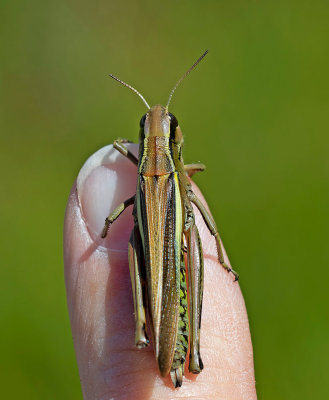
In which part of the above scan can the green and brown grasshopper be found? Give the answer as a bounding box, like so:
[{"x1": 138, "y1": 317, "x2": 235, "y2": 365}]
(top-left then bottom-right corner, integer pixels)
[{"x1": 101, "y1": 50, "x2": 238, "y2": 388}]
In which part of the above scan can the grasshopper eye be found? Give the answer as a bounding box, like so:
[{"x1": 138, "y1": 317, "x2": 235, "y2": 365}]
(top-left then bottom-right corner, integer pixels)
[
  {"x1": 140, "y1": 114, "x2": 147, "y2": 128},
  {"x1": 168, "y1": 113, "x2": 178, "y2": 129},
  {"x1": 168, "y1": 112, "x2": 178, "y2": 140}
]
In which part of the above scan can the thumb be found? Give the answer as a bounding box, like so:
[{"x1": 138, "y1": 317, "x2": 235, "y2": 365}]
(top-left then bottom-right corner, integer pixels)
[{"x1": 64, "y1": 144, "x2": 257, "y2": 399}]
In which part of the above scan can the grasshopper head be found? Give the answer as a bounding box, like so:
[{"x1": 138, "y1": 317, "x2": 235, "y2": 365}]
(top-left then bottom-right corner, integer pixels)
[
  {"x1": 110, "y1": 50, "x2": 208, "y2": 148},
  {"x1": 139, "y1": 105, "x2": 183, "y2": 144}
]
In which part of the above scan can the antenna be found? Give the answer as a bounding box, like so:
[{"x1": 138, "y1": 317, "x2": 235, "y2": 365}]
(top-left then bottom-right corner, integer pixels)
[
  {"x1": 109, "y1": 74, "x2": 150, "y2": 110},
  {"x1": 166, "y1": 50, "x2": 208, "y2": 109}
]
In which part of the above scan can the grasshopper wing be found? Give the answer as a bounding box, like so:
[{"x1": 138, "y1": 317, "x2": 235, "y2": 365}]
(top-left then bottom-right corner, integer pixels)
[{"x1": 137, "y1": 172, "x2": 183, "y2": 376}]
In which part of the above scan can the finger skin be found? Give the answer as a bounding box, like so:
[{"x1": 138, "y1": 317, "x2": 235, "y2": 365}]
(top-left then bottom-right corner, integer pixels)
[{"x1": 64, "y1": 144, "x2": 257, "y2": 400}]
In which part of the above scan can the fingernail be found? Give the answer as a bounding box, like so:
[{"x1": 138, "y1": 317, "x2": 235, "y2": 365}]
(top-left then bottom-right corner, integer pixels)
[{"x1": 77, "y1": 144, "x2": 138, "y2": 249}]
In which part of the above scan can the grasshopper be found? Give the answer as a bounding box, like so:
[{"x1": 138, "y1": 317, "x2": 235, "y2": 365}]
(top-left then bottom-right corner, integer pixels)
[{"x1": 101, "y1": 50, "x2": 238, "y2": 388}]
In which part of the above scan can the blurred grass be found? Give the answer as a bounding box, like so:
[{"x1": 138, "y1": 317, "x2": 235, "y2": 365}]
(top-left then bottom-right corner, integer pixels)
[{"x1": 1, "y1": 0, "x2": 329, "y2": 398}]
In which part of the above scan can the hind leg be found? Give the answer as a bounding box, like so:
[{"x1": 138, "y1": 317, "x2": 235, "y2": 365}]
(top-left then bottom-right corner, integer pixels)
[
  {"x1": 185, "y1": 223, "x2": 204, "y2": 374},
  {"x1": 128, "y1": 224, "x2": 149, "y2": 348},
  {"x1": 188, "y1": 191, "x2": 239, "y2": 281}
]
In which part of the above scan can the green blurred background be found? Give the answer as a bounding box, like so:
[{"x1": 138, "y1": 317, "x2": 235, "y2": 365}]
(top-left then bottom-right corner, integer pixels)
[{"x1": 1, "y1": 0, "x2": 328, "y2": 398}]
